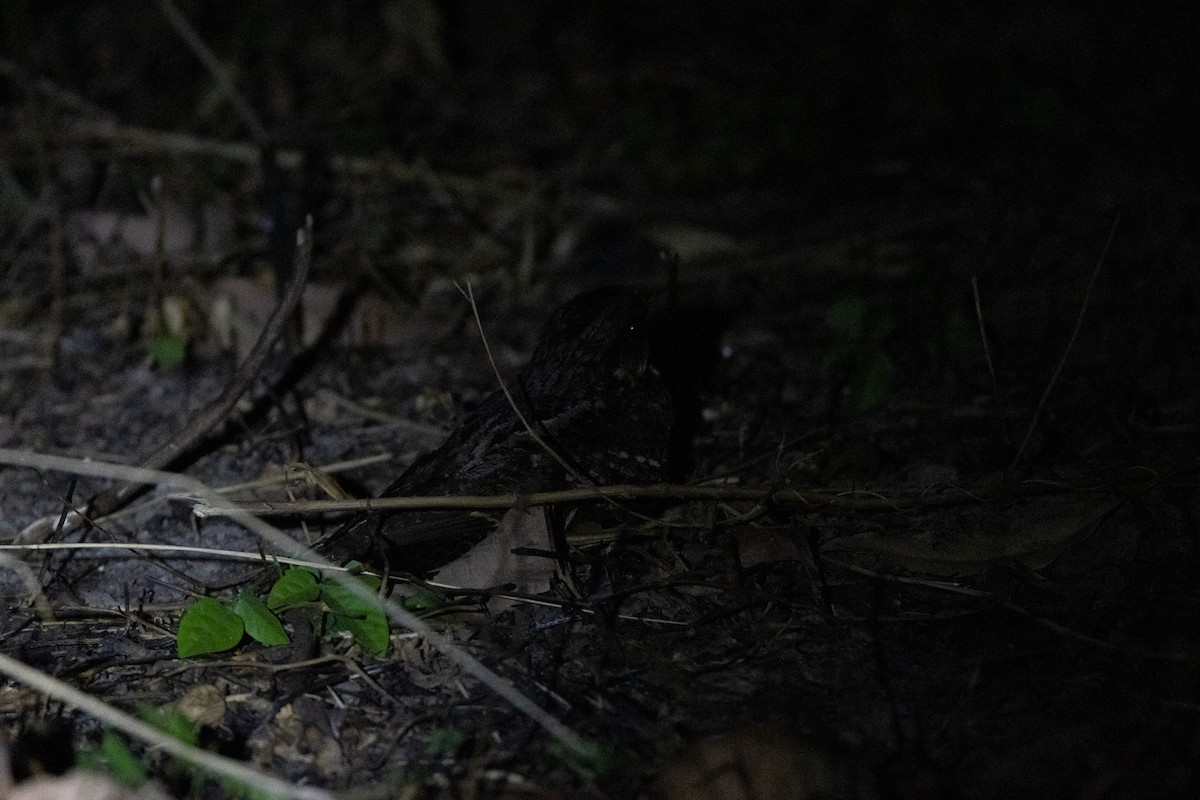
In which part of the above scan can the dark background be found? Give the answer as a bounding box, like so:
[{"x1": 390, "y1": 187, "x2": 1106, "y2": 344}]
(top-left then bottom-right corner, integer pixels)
[{"x1": 9, "y1": 2, "x2": 1198, "y2": 187}]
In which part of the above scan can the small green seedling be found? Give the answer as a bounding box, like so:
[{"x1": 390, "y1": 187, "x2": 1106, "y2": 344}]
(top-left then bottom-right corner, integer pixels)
[
  {"x1": 145, "y1": 332, "x2": 189, "y2": 370},
  {"x1": 547, "y1": 736, "x2": 617, "y2": 781},
  {"x1": 177, "y1": 567, "x2": 389, "y2": 658},
  {"x1": 824, "y1": 295, "x2": 898, "y2": 411}
]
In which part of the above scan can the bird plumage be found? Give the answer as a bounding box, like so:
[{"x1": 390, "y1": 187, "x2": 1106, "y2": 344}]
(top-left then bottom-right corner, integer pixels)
[{"x1": 323, "y1": 286, "x2": 674, "y2": 573}]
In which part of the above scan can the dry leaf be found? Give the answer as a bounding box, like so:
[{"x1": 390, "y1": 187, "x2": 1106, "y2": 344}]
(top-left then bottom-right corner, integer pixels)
[
  {"x1": 431, "y1": 507, "x2": 555, "y2": 609},
  {"x1": 73, "y1": 198, "x2": 234, "y2": 267},
  {"x1": 2, "y1": 770, "x2": 166, "y2": 800},
  {"x1": 177, "y1": 683, "x2": 226, "y2": 728},
  {"x1": 210, "y1": 277, "x2": 421, "y2": 359},
  {"x1": 269, "y1": 699, "x2": 344, "y2": 781}
]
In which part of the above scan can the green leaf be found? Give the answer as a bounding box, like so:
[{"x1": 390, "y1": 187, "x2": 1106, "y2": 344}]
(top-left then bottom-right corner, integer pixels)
[
  {"x1": 401, "y1": 587, "x2": 444, "y2": 612},
  {"x1": 322, "y1": 580, "x2": 389, "y2": 656},
  {"x1": 76, "y1": 744, "x2": 103, "y2": 773},
  {"x1": 233, "y1": 592, "x2": 290, "y2": 646},
  {"x1": 943, "y1": 308, "x2": 979, "y2": 360},
  {"x1": 864, "y1": 308, "x2": 897, "y2": 344},
  {"x1": 824, "y1": 296, "x2": 868, "y2": 339},
  {"x1": 425, "y1": 727, "x2": 465, "y2": 757},
  {"x1": 320, "y1": 578, "x2": 380, "y2": 617},
  {"x1": 177, "y1": 597, "x2": 244, "y2": 658},
  {"x1": 221, "y1": 779, "x2": 288, "y2": 800},
  {"x1": 331, "y1": 607, "x2": 390, "y2": 657},
  {"x1": 146, "y1": 332, "x2": 188, "y2": 369},
  {"x1": 267, "y1": 568, "x2": 320, "y2": 610},
  {"x1": 140, "y1": 704, "x2": 199, "y2": 748},
  {"x1": 847, "y1": 351, "x2": 897, "y2": 411},
  {"x1": 101, "y1": 730, "x2": 147, "y2": 787},
  {"x1": 547, "y1": 737, "x2": 616, "y2": 780}
]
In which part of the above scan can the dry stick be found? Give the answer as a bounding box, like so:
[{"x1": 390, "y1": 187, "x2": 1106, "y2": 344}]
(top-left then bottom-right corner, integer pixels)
[
  {"x1": 0, "y1": 450, "x2": 591, "y2": 765},
  {"x1": 1000, "y1": 600, "x2": 1200, "y2": 664},
  {"x1": 205, "y1": 474, "x2": 1143, "y2": 519},
  {"x1": 156, "y1": 0, "x2": 269, "y2": 144},
  {"x1": 0, "y1": 552, "x2": 54, "y2": 621},
  {"x1": 210, "y1": 486, "x2": 895, "y2": 516},
  {"x1": 971, "y1": 274, "x2": 1006, "y2": 445},
  {"x1": 0, "y1": 57, "x2": 107, "y2": 117},
  {"x1": 52, "y1": 112, "x2": 509, "y2": 210},
  {"x1": 1010, "y1": 216, "x2": 1119, "y2": 471},
  {"x1": 0, "y1": 541, "x2": 334, "y2": 568},
  {"x1": 830, "y1": 557, "x2": 1200, "y2": 664},
  {"x1": 33, "y1": 218, "x2": 313, "y2": 540}
]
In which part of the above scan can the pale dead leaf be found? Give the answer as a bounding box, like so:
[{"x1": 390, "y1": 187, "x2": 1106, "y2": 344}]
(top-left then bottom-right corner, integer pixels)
[
  {"x1": 177, "y1": 683, "x2": 226, "y2": 728},
  {"x1": 269, "y1": 700, "x2": 344, "y2": 781},
  {"x1": 431, "y1": 508, "x2": 555, "y2": 608},
  {"x1": 76, "y1": 208, "x2": 191, "y2": 258},
  {"x1": 209, "y1": 277, "x2": 418, "y2": 359},
  {"x1": 3, "y1": 770, "x2": 161, "y2": 800},
  {"x1": 72, "y1": 198, "x2": 234, "y2": 267}
]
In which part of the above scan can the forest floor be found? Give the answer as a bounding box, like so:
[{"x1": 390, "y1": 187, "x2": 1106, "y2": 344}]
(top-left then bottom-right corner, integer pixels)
[{"x1": 1, "y1": 5, "x2": 1198, "y2": 799}]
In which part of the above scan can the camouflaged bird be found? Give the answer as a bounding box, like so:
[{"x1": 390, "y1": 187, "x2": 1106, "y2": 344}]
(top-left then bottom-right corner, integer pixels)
[{"x1": 323, "y1": 286, "x2": 674, "y2": 574}]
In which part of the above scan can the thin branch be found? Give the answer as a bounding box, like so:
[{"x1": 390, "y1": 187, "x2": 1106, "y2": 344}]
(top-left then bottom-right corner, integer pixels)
[
  {"x1": 1010, "y1": 216, "x2": 1119, "y2": 470},
  {"x1": 155, "y1": 0, "x2": 269, "y2": 143},
  {"x1": 0, "y1": 541, "x2": 349, "y2": 569},
  {"x1": 0, "y1": 553, "x2": 55, "y2": 621},
  {"x1": 971, "y1": 274, "x2": 1006, "y2": 444},
  {"x1": 194, "y1": 473, "x2": 1162, "y2": 519},
  {"x1": 57, "y1": 117, "x2": 507, "y2": 201}
]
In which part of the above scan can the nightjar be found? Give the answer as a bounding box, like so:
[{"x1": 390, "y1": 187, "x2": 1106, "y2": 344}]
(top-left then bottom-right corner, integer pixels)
[{"x1": 323, "y1": 286, "x2": 674, "y2": 573}]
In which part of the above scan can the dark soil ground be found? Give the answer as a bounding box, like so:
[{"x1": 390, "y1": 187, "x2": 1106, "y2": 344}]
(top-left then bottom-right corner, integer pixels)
[{"x1": 1, "y1": 4, "x2": 1199, "y2": 799}]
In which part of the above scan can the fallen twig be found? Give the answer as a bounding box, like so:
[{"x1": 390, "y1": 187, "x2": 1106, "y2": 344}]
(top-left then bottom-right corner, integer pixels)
[
  {"x1": 1010, "y1": 216, "x2": 1119, "y2": 470},
  {"x1": 196, "y1": 474, "x2": 1156, "y2": 518}
]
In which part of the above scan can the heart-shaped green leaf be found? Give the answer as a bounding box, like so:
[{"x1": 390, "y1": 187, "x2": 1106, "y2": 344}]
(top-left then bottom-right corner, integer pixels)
[{"x1": 177, "y1": 597, "x2": 244, "y2": 658}]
